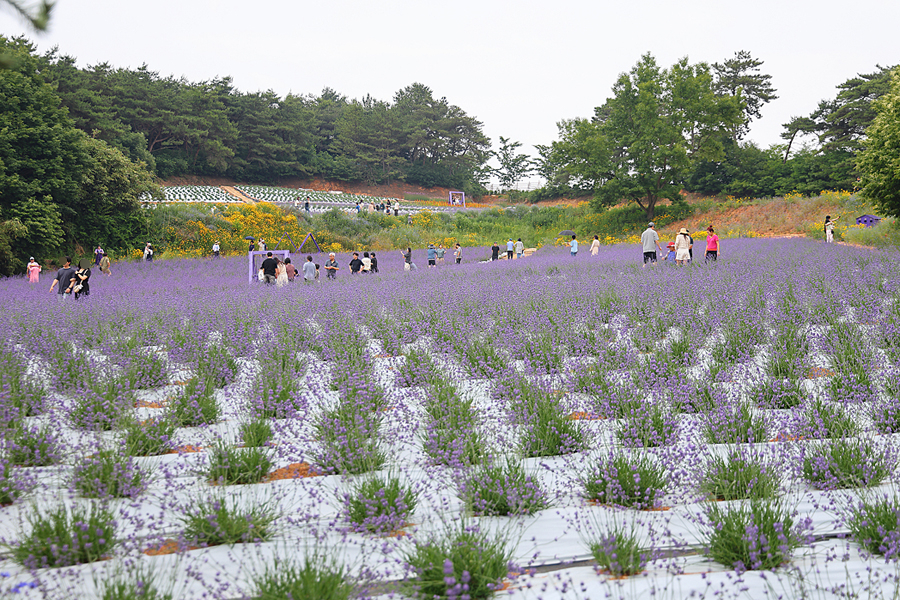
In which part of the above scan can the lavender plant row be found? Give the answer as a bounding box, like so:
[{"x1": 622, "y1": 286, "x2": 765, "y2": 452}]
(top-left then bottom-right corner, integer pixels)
[{"x1": 1, "y1": 238, "x2": 900, "y2": 599}]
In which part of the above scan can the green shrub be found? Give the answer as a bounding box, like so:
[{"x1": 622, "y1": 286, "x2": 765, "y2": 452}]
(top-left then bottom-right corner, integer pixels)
[
  {"x1": 123, "y1": 416, "x2": 175, "y2": 456},
  {"x1": 348, "y1": 476, "x2": 417, "y2": 533},
  {"x1": 99, "y1": 570, "x2": 173, "y2": 600},
  {"x1": 617, "y1": 403, "x2": 678, "y2": 448},
  {"x1": 73, "y1": 450, "x2": 146, "y2": 498},
  {"x1": 252, "y1": 557, "x2": 354, "y2": 600},
  {"x1": 168, "y1": 377, "x2": 219, "y2": 427},
  {"x1": 405, "y1": 529, "x2": 510, "y2": 600},
  {"x1": 121, "y1": 350, "x2": 168, "y2": 389},
  {"x1": 802, "y1": 438, "x2": 891, "y2": 490},
  {"x1": 847, "y1": 495, "x2": 900, "y2": 559},
  {"x1": 9, "y1": 504, "x2": 116, "y2": 568},
  {"x1": 461, "y1": 461, "x2": 548, "y2": 516},
  {"x1": 699, "y1": 451, "x2": 781, "y2": 501},
  {"x1": 581, "y1": 453, "x2": 667, "y2": 509},
  {"x1": 801, "y1": 399, "x2": 858, "y2": 439},
  {"x1": 0, "y1": 460, "x2": 19, "y2": 504},
  {"x1": 207, "y1": 443, "x2": 272, "y2": 485},
  {"x1": 589, "y1": 528, "x2": 648, "y2": 576},
  {"x1": 705, "y1": 501, "x2": 797, "y2": 571},
  {"x1": 70, "y1": 380, "x2": 133, "y2": 431},
  {"x1": 673, "y1": 384, "x2": 717, "y2": 414},
  {"x1": 749, "y1": 378, "x2": 804, "y2": 409},
  {"x1": 181, "y1": 496, "x2": 276, "y2": 546},
  {"x1": 702, "y1": 402, "x2": 768, "y2": 444},
  {"x1": 7, "y1": 423, "x2": 60, "y2": 466},
  {"x1": 196, "y1": 345, "x2": 238, "y2": 388},
  {"x1": 240, "y1": 419, "x2": 273, "y2": 447},
  {"x1": 0, "y1": 350, "x2": 45, "y2": 418}
]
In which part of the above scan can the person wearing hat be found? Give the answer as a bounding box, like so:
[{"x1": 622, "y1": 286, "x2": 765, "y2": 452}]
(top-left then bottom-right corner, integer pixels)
[
  {"x1": 641, "y1": 222, "x2": 662, "y2": 266},
  {"x1": 664, "y1": 242, "x2": 676, "y2": 263},
  {"x1": 27, "y1": 257, "x2": 41, "y2": 284},
  {"x1": 212, "y1": 241, "x2": 220, "y2": 258},
  {"x1": 674, "y1": 227, "x2": 692, "y2": 266}
]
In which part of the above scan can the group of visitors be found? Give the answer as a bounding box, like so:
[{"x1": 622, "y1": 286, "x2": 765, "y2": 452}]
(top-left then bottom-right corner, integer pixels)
[
  {"x1": 260, "y1": 252, "x2": 307, "y2": 286},
  {"x1": 355, "y1": 199, "x2": 399, "y2": 216},
  {"x1": 348, "y1": 252, "x2": 379, "y2": 274},
  {"x1": 491, "y1": 239, "x2": 525, "y2": 261},
  {"x1": 47, "y1": 256, "x2": 91, "y2": 299},
  {"x1": 641, "y1": 222, "x2": 720, "y2": 266}
]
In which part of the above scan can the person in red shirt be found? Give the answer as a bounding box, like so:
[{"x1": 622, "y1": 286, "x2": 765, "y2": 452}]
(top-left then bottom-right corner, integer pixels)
[{"x1": 705, "y1": 226, "x2": 720, "y2": 263}]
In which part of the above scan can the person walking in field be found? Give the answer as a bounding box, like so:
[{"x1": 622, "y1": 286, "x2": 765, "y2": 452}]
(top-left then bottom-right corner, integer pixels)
[
  {"x1": 641, "y1": 222, "x2": 662, "y2": 266},
  {"x1": 304, "y1": 197, "x2": 311, "y2": 216},
  {"x1": 454, "y1": 243, "x2": 462, "y2": 264},
  {"x1": 674, "y1": 228, "x2": 692, "y2": 266},
  {"x1": 506, "y1": 239, "x2": 515, "y2": 260},
  {"x1": 570, "y1": 235, "x2": 578, "y2": 257},
  {"x1": 491, "y1": 242, "x2": 500, "y2": 261},
  {"x1": 515, "y1": 238, "x2": 524, "y2": 259},
  {"x1": 94, "y1": 245, "x2": 104, "y2": 266},
  {"x1": 302, "y1": 255, "x2": 317, "y2": 282},
  {"x1": 349, "y1": 253, "x2": 363, "y2": 274},
  {"x1": 49, "y1": 257, "x2": 76, "y2": 299},
  {"x1": 590, "y1": 235, "x2": 600, "y2": 256},
  {"x1": 705, "y1": 226, "x2": 720, "y2": 262},
  {"x1": 370, "y1": 252, "x2": 378, "y2": 273},
  {"x1": 212, "y1": 241, "x2": 220, "y2": 258},
  {"x1": 436, "y1": 245, "x2": 446, "y2": 264},
  {"x1": 362, "y1": 252, "x2": 372, "y2": 273},
  {"x1": 99, "y1": 252, "x2": 111, "y2": 276},
  {"x1": 427, "y1": 244, "x2": 437, "y2": 268},
  {"x1": 27, "y1": 257, "x2": 41, "y2": 284},
  {"x1": 824, "y1": 215, "x2": 837, "y2": 243}
]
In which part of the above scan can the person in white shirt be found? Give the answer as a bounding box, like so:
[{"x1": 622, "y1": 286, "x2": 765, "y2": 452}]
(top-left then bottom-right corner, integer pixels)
[
  {"x1": 212, "y1": 241, "x2": 220, "y2": 258},
  {"x1": 640, "y1": 222, "x2": 662, "y2": 266},
  {"x1": 590, "y1": 235, "x2": 600, "y2": 256},
  {"x1": 302, "y1": 255, "x2": 317, "y2": 281},
  {"x1": 515, "y1": 238, "x2": 524, "y2": 259},
  {"x1": 674, "y1": 228, "x2": 692, "y2": 265}
]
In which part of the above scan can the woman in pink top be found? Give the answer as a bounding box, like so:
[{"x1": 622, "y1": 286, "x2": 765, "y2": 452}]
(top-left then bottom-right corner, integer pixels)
[
  {"x1": 705, "y1": 226, "x2": 719, "y2": 263},
  {"x1": 27, "y1": 257, "x2": 41, "y2": 283}
]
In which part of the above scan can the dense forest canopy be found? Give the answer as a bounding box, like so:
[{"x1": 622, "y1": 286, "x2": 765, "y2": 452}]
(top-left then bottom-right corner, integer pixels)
[{"x1": 38, "y1": 47, "x2": 492, "y2": 191}]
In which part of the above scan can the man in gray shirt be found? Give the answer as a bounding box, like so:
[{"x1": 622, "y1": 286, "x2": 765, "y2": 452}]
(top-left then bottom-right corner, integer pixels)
[{"x1": 641, "y1": 222, "x2": 662, "y2": 266}]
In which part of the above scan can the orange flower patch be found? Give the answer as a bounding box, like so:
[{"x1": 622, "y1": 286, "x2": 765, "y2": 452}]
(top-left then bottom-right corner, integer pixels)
[
  {"x1": 567, "y1": 411, "x2": 605, "y2": 420},
  {"x1": 167, "y1": 444, "x2": 204, "y2": 454},
  {"x1": 808, "y1": 367, "x2": 835, "y2": 379},
  {"x1": 264, "y1": 462, "x2": 322, "y2": 481},
  {"x1": 143, "y1": 539, "x2": 199, "y2": 556}
]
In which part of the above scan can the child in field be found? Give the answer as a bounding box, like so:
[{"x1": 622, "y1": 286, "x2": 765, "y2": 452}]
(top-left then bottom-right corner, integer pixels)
[{"x1": 665, "y1": 242, "x2": 676, "y2": 263}]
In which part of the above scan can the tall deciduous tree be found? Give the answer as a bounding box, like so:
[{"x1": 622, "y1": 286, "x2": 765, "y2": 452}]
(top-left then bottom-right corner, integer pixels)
[
  {"x1": 493, "y1": 137, "x2": 533, "y2": 190},
  {"x1": 583, "y1": 54, "x2": 742, "y2": 220},
  {"x1": 858, "y1": 68, "x2": 900, "y2": 218},
  {"x1": 712, "y1": 50, "x2": 778, "y2": 140}
]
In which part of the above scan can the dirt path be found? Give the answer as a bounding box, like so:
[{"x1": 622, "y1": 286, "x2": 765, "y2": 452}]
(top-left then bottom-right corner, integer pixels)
[{"x1": 220, "y1": 186, "x2": 255, "y2": 203}]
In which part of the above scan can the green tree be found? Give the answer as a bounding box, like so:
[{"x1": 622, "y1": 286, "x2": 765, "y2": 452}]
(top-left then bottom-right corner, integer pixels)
[
  {"x1": 0, "y1": 0, "x2": 52, "y2": 69},
  {"x1": 587, "y1": 54, "x2": 742, "y2": 220},
  {"x1": 493, "y1": 137, "x2": 534, "y2": 190},
  {"x1": 7, "y1": 197, "x2": 65, "y2": 261},
  {"x1": 858, "y1": 68, "x2": 900, "y2": 217},
  {"x1": 811, "y1": 65, "x2": 896, "y2": 152},
  {"x1": 712, "y1": 50, "x2": 778, "y2": 140}
]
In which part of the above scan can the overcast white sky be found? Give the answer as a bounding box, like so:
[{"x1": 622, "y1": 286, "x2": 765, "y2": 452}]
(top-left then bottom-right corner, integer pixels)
[{"x1": 2, "y1": 0, "x2": 898, "y2": 182}]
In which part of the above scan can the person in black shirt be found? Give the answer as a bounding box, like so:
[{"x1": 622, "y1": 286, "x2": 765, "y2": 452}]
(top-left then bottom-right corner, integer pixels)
[
  {"x1": 49, "y1": 256, "x2": 76, "y2": 300},
  {"x1": 349, "y1": 253, "x2": 363, "y2": 274},
  {"x1": 304, "y1": 197, "x2": 311, "y2": 215},
  {"x1": 491, "y1": 243, "x2": 500, "y2": 261},
  {"x1": 370, "y1": 252, "x2": 378, "y2": 273},
  {"x1": 260, "y1": 252, "x2": 279, "y2": 284},
  {"x1": 69, "y1": 261, "x2": 92, "y2": 299}
]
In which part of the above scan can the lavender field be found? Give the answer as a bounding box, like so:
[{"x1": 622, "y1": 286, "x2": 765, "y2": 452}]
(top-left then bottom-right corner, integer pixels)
[{"x1": 3, "y1": 238, "x2": 900, "y2": 600}]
